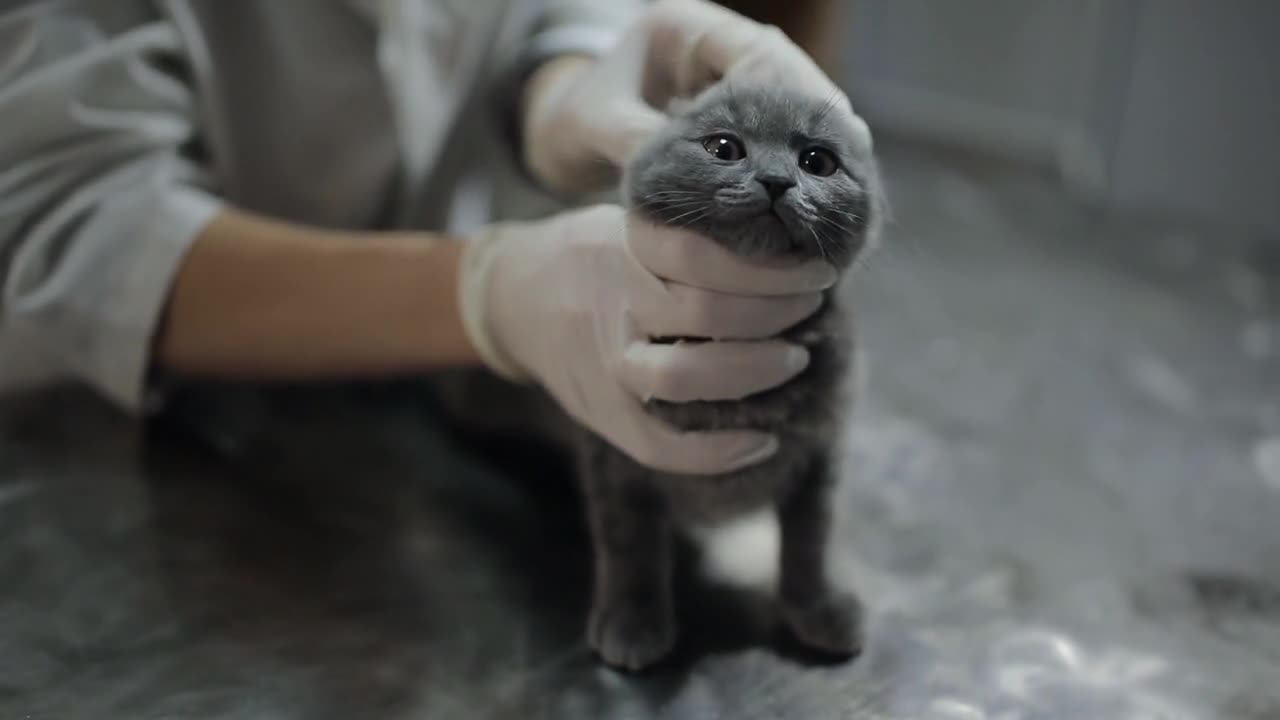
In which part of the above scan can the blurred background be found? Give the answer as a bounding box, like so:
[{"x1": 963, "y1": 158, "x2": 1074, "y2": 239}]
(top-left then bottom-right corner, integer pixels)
[
  {"x1": 744, "y1": 0, "x2": 1279, "y2": 236},
  {"x1": 3, "y1": 2, "x2": 1278, "y2": 718}
]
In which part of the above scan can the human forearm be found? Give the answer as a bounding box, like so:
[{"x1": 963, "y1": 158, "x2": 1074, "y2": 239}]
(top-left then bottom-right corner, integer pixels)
[{"x1": 155, "y1": 207, "x2": 476, "y2": 379}]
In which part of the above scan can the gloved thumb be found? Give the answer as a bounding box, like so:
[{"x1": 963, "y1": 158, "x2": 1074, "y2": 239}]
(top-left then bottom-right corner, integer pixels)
[{"x1": 593, "y1": 97, "x2": 669, "y2": 169}]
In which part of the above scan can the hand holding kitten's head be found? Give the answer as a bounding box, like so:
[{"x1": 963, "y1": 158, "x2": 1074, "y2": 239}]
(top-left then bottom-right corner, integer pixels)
[{"x1": 623, "y1": 84, "x2": 881, "y2": 269}]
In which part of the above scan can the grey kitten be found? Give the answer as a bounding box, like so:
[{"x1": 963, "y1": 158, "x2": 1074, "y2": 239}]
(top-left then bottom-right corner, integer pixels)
[{"x1": 579, "y1": 83, "x2": 882, "y2": 671}]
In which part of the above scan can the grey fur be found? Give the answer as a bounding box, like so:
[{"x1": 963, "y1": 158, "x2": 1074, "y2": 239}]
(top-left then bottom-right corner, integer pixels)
[{"x1": 579, "y1": 84, "x2": 883, "y2": 670}]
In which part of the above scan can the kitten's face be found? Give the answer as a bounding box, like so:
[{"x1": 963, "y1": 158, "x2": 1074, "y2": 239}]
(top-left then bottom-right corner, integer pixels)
[{"x1": 624, "y1": 86, "x2": 879, "y2": 269}]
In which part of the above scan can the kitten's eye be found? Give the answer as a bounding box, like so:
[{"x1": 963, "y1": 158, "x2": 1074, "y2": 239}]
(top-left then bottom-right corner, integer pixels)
[
  {"x1": 702, "y1": 134, "x2": 746, "y2": 162},
  {"x1": 799, "y1": 147, "x2": 839, "y2": 177}
]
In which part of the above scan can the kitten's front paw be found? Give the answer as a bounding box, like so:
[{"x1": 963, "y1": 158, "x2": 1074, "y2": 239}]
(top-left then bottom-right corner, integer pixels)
[
  {"x1": 782, "y1": 590, "x2": 864, "y2": 658},
  {"x1": 588, "y1": 600, "x2": 677, "y2": 672}
]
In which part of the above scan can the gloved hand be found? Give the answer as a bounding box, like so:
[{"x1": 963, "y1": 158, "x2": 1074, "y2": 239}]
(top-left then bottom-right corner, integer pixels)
[
  {"x1": 523, "y1": 0, "x2": 871, "y2": 194},
  {"x1": 458, "y1": 204, "x2": 836, "y2": 475}
]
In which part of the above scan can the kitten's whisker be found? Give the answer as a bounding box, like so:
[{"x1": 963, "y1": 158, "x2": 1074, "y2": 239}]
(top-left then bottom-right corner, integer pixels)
[
  {"x1": 665, "y1": 206, "x2": 716, "y2": 225},
  {"x1": 815, "y1": 215, "x2": 851, "y2": 230},
  {"x1": 634, "y1": 200, "x2": 708, "y2": 216},
  {"x1": 636, "y1": 195, "x2": 702, "y2": 203},
  {"x1": 636, "y1": 200, "x2": 705, "y2": 211},
  {"x1": 646, "y1": 208, "x2": 708, "y2": 223},
  {"x1": 641, "y1": 190, "x2": 703, "y2": 200},
  {"x1": 807, "y1": 224, "x2": 832, "y2": 264},
  {"x1": 662, "y1": 211, "x2": 710, "y2": 224},
  {"x1": 828, "y1": 208, "x2": 867, "y2": 223},
  {"x1": 828, "y1": 211, "x2": 869, "y2": 231},
  {"x1": 636, "y1": 193, "x2": 705, "y2": 206},
  {"x1": 664, "y1": 205, "x2": 712, "y2": 226},
  {"x1": 815, "y1": 216, "x2": 856, "y2": 240}
]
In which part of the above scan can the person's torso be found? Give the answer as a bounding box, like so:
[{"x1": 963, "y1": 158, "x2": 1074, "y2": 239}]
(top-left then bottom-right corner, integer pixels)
[{"x1": 166, "y1": 0, "x2": 532, "y2": 232}]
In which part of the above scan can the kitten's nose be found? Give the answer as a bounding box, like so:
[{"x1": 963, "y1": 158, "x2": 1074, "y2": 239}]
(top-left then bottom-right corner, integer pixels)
[{"x1": 757, "y1": 175, "x2": 796, "y2": 201}]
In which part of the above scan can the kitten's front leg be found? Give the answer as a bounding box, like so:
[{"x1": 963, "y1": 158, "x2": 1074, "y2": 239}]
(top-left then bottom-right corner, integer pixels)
[
  {"x1": 582, "y1": 445, "x2": 677, "y2": 671},
  {"x1": 779, "y1": 456, "x2": 863, "y2": 658}
]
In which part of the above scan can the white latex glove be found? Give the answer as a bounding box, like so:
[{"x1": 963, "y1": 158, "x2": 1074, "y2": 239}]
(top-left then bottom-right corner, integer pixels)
[
  {"x1": 524, "y1": 0, "x2": 870, "y2": 193},
  {"x1": 459, "y1": 204, "x2": 836, "y2": 475}
]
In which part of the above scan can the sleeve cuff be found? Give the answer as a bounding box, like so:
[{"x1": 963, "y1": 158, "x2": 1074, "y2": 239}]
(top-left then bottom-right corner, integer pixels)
[
  {"x1": 96, "y1": 186, "x2": 222, "y2": 414},
  {"x1": 523, "y1": 0, "x2": 645, "y2": 65},
  {"x1": 4, "y1": 184, "x2": 223, "y2": 415},
  {"x1": 523, "y1": 23, "x2": 627, "y2": 68}
]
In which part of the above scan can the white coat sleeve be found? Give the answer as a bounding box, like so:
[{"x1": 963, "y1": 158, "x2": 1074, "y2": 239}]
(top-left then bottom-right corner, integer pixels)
[
  {"x1": 0, "y1": 3, "x2": 222, "y2": 413},
  {"x1": 524, "y1": 0, "x2": 648, "y2": 63}
]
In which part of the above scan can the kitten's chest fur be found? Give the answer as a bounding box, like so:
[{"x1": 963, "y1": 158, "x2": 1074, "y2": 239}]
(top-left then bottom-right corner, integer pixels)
[{"x1": 616, "y1": 285, "x2": 855, "y2": 525}]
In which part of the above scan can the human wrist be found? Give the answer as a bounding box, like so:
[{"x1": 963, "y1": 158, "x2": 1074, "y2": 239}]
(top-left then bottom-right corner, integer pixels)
[{"x1": 457, "y1": 223, "x2": 532, "y2": 382}]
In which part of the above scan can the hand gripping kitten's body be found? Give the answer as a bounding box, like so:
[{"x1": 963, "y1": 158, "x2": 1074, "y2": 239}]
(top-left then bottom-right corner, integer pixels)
[{"x1": 578, "y1": 84, "x2": 882, "y2": 671}]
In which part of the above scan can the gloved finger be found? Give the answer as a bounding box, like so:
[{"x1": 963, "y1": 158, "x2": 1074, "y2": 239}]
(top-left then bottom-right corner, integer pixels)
[
  {"x1": 626, "y1": 217, "x2": 837, "y2": 295},
  {"x1": 650, "y1": 0, "x2": 824, "y2": 96},
  {"x1": 620, "y1": 339, "x2": 809, "y2": 403},
  {"x1": 632, "y1": 282, "x2": 823, "y2": 340},
  {"x1": 725, "y1": 35, "x2": 839, "y2": 97},
  {"x1": 626, "y1": 416, "x2": 779, "y2": 475},
  {"x1": 648, "y1": 0, "x2": 754, "y2": 94},
  {"x1": 592, "y1": 97, "x2": 669, "y2": 168}
]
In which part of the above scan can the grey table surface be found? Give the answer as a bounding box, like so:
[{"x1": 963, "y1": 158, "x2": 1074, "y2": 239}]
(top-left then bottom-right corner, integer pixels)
[{"x1": 3, "y1": 144, "x2": 1279, "y2": 719}]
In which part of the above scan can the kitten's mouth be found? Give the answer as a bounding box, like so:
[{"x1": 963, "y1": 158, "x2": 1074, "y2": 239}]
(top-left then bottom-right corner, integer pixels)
[
  {"x1": 761, "y1": 207, "x2": 810, "y2": 256},
  {"x1": 762, "y1": 206, "x2": 788, "y2": 228}
]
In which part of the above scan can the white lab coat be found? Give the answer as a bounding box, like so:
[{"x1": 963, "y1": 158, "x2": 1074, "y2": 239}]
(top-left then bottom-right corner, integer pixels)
[{"x1": 0, "y1": 0, "x2": 641, "y2": 412}]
